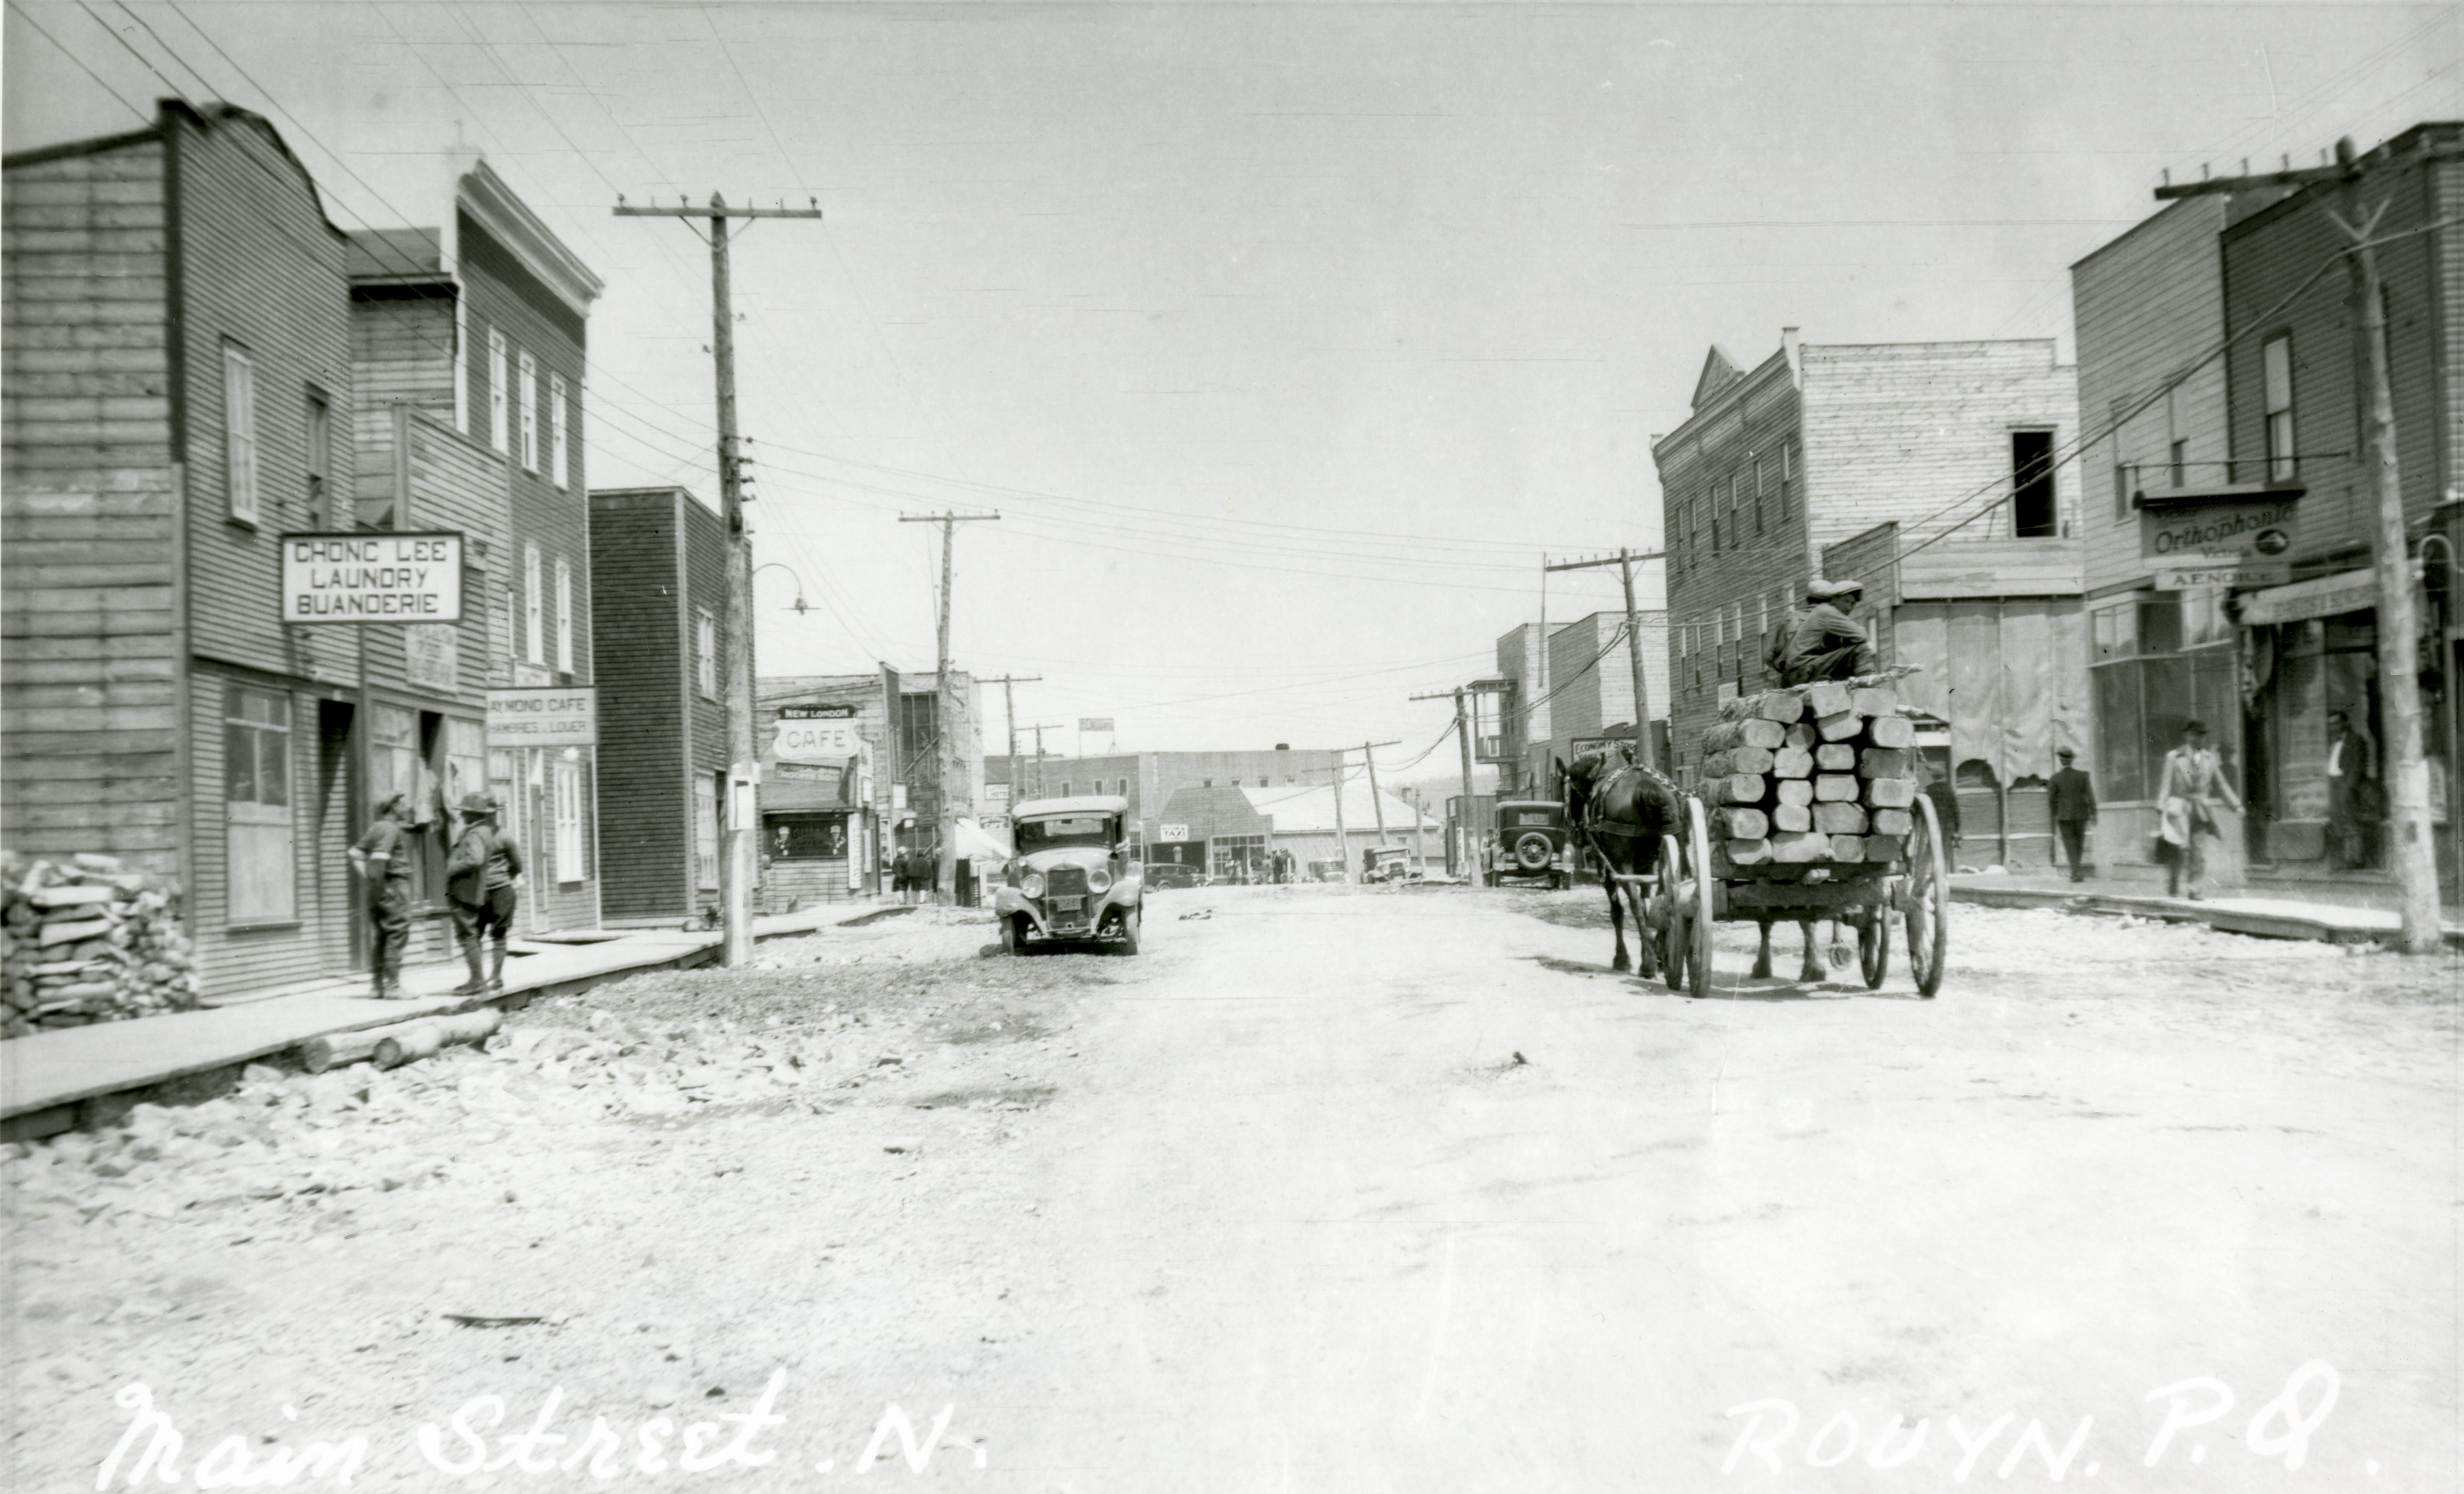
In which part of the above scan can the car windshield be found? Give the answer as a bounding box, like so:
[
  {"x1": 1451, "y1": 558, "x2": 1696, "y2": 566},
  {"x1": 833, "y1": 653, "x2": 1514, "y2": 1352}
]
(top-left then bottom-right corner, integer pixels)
[{"x1": 1017, "y1": 815, "x2": 1116, "y2": 852}]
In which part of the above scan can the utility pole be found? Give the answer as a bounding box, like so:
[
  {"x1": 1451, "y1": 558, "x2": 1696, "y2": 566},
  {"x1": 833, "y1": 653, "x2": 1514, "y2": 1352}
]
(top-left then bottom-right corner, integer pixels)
[
  {"x1": 615, "y1": 192, "x2": 824, "y2": 968},
  {"x1": 978, "y1": 674, "x2": 1041, "y2": 809},
  {"x1": 899, "y1": 511, "x2": 1000, "y2": 903},
  {"x1": 1546, "y1": 548, "x2": 1666, "y2": 772},
  {"x1": 1414, "y1": 689, "x2": 1481, "y2": 876},
  {"x1": 2157, "y1": 138, "x2": 2441, "y2": 953},
  {"x1": 1362, "y1": 741, "x2": 1390, "y2": 851},
  {"x1": 1324, "y1": 741, "x2": 1400, "y2": 883},
  {"x1": 1024, "y1": 722, "x2": 1065, "y2": 801}
]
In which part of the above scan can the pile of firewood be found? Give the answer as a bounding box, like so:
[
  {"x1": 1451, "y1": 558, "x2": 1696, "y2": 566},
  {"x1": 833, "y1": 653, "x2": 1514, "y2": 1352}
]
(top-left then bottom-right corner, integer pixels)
[
  {"x1": 1700, "y1": 677, "x2": 1921, "y2": 870},
  {"x1": 1, "y1": 852, "x2": 201, "y2": 1037}
]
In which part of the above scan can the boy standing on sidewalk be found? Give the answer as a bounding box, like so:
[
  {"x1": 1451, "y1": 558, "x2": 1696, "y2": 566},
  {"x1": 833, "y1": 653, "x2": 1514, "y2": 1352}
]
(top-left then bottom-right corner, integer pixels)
[{"x1": 445, "y1": 793, "x2": 524, "y2": 995}]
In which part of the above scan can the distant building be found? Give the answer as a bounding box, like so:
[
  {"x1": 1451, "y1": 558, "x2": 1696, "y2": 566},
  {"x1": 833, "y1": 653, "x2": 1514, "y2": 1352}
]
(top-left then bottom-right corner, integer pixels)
[
  {"x1": 755, "y1": 668, "x2": 983, "y2": 908},
  {"x1": 1489, "y1": 602, "x2": 1670, "y2": 796},
  {"x1": 987, "y1": 746, "x2": 1341, "y2": 850},
  {"x1": 1147, "y1": 779, "x2": 1437, "y2": 879},
  {"x1": 1654, "y1": 332, "x2": 2086, "y2": 868}
]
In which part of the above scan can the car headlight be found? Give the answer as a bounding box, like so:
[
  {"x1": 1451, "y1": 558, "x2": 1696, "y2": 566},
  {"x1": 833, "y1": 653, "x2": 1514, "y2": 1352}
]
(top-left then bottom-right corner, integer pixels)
[
  {"x1": 1021, "y1": 871, "x2": 1046, "y2": 899},
  {"x1": 1087, "y1": 868, "x2": 1113, "y2": 894}
]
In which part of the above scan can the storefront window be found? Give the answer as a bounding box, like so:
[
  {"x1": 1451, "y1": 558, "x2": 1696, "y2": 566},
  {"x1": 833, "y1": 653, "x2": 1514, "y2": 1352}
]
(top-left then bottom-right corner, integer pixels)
[
  {"x1": 224, "y1": 684, "x2": 292, "y2": 921},
  {"x1": 2091, "y1": 592, "x2": 2237, "y2": 806},
  {"x1": 768, "y1": 812, "x2": 848, "y2": 861}
]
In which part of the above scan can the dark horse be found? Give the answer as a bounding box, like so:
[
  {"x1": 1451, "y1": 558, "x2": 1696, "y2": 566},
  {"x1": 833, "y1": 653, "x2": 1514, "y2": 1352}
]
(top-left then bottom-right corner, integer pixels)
[{"x1": 1559, "y1": 747, "x2": 1682, "y2": 976}]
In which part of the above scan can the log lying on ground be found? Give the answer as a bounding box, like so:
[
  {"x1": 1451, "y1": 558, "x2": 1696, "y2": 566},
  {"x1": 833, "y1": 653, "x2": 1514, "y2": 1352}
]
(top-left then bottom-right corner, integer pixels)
[{"x1": 300, "y1": 1008, "x2": 502, "y2": 1073}]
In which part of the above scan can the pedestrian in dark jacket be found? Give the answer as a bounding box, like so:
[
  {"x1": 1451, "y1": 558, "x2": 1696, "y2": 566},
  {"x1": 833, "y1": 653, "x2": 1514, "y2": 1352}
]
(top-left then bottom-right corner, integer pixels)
[
  {"x1": 2049, "y1": 747, "x2": 2097, "y2": 882},
  {"x1": 348, "y1": 792, "x2": 414, "y2": 998},
  {"x1": 445, "y1": 792, "x2": 522, "y2": 994}
]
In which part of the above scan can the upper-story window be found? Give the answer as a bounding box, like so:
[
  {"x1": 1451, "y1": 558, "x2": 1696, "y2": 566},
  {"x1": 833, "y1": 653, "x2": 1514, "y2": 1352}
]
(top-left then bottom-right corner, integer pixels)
[
  {"x1": 487, "y1": 330, "x2": 510, "y2": 456},
  {"x1": 223, "y1": 342, "x2": 259, "y2": 525},
  {"x1": 518, "y1": 351, "x2": 540, "y2": 472},
  {"x1": 695, "y1": 608, "x2": 717, "y2": 698},
  {"x1": 550, "y1": 373, "x2": 570, "y2": 491},
  {"x1": 2262, "y1": 333, "x2": 2295, "y2": 482},
  {"x1": 524, "y1": 543, "x2": 544, "y2": 664},
  {"x1": 2011, "y1": 429, "x2": 2058, "y2": 537},
  {"x1": 554, "y1": 556, "x2": 574, "y2": 674},
  {"x1": 305, "y1": 389, "x2": 332, "y2": 528}
]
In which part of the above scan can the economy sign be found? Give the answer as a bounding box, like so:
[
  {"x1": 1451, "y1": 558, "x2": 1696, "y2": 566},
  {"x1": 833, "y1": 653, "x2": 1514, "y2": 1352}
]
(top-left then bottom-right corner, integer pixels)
[
  {"x1": 486, "y1": 687, "x2": 598, "y2": 747},
  {"x1": 281, "y1": 532, "x2": 463, "y2": 622}
]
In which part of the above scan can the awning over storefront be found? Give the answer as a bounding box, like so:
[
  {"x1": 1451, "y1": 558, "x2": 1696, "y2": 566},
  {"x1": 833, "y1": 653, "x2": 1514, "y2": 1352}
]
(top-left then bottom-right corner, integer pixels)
[
  {"x1": 951, "y1": 817, "x2": 1013, "y2": 864},
  {"x1": 2238, "y1": 568, "x2": 2376, "y2": 626}
]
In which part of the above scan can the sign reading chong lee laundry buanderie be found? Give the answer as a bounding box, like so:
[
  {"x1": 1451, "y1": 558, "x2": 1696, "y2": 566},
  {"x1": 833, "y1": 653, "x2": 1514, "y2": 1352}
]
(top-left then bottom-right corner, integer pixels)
[{"x1": 280, "y1": 532, "x2": 465, "y2": 622}]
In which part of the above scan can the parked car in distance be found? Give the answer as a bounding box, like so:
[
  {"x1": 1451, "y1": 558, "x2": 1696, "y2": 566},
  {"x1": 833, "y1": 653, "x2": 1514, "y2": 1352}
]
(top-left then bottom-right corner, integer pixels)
[
  {"x1": 1361, "y1": 846, "x2": 1422, "y2": 884},
  {"x1": 1307, "y1": 858, "x2": 1345, "y2": 883},
  {"x1": 1487, "y1": 799, "x2": 1573, "y2": 889},
  {"x1": 1144, "y1": 861, "x2": 1205, "y2": 891},
  {"x1": 993, "y1": 795, "x2": 1144, "y2": 954}
]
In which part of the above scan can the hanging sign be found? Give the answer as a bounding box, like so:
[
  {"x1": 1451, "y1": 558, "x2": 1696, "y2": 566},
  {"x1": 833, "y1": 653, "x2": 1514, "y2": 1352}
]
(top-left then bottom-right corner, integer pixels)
[
  {"x1": 1159, "y1": 823, "x2": 1190, "y2": 842},
  {"x1": 775, "y1": 708, "x2": 860, "y2": 763},
  {"x1": 2238, "y1": 568, "x2": 2378, "y2": 626},
  {"x1": 2135, "y1": 489, "x2": 2300, "y2": 561},
  {"x1": 486, "y1": 687, "x2": 598, "y2": 747},
  {"x1": 281, "y1": 532, "x2": 463, "y2": 622}
]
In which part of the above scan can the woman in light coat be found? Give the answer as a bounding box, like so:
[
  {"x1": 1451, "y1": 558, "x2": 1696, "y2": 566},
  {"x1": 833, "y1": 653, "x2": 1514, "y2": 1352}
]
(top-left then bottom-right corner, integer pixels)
[{"x1": 2157, "y1": 719, "x2": 2241, "y2": 900}]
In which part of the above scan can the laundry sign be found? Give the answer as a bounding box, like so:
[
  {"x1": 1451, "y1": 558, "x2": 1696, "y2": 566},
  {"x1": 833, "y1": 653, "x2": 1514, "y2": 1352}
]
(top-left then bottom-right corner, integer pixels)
[{"x1": 281, "y1": 532, "x2": 463, "y2": 622}]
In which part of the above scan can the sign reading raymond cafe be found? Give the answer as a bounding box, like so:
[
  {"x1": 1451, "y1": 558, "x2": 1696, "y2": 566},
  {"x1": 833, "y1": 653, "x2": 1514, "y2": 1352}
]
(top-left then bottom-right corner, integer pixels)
[
  {"x1": 486, "y1": 687, "x2": 599, "y2": 747},
  {"x1": 281, "y1": 532, "x2": 465, "y2": 622}
]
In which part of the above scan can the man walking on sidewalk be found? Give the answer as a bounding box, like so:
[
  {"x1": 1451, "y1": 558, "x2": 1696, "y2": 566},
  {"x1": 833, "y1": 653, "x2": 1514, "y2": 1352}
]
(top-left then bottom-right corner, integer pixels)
[
  {"x1": 2157, "y1": 720, "x2": 2239, "y2": 900},
  {"x1": 445, "y1": 793, "x2": 523, "y2": 995},
  {"x1": 347, "y1": 793, "x2": 413, "y2": 998},
  {"x1": 2050, "y1": 748, "x2": 2097, "y2": 883}
]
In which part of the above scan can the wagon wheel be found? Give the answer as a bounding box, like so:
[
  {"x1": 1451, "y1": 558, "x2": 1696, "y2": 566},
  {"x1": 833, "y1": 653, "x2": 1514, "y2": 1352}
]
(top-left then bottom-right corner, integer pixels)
[
  {"x1": 1651, "y1": 834, "x2": 1686, "y2": 992},
  {"x1": 1857, "y1": 905, "x2": 1890, "y2": 990},
  {"x1": 1905, "y1": 793, "x2": 1950, "y2": 998},
  {"x1": 1683, "y1": 796, "x2": 1716, "y2": 1000}
]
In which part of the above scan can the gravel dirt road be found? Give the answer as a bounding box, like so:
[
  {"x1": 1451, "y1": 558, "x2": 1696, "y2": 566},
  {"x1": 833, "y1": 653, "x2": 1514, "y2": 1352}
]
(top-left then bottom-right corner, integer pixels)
[{"x1": 5, "y1": 886, "x2": 2455, "y2": 1492}]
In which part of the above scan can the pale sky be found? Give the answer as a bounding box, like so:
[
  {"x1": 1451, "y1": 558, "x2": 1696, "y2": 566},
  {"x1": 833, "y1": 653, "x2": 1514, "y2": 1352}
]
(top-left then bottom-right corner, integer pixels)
[{"x1": 8, "y1": 0, "x2": 2457, "y2": 772}]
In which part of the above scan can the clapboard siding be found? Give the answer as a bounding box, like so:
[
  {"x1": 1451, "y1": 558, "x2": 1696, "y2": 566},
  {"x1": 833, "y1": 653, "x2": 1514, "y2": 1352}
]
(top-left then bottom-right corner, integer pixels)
[
  {"x1": 589, "y1": 490, "x2": 690, "y2": 920},
  {"x1": 1801, "y1": 340, "x2": 2082, "y2": 554},
  {"x1": 2071, "y1": 197, "x2": 2234, "y2": 594},
  {"x1": 2, "y1": 132, "x2": 185, "y2": 876},
  {"x1": 170, "y1": 107, "x2": 356, "y2": 691},
  {"x1": 2223, "y1": 133, "x2": 2455, "y2": 563}
]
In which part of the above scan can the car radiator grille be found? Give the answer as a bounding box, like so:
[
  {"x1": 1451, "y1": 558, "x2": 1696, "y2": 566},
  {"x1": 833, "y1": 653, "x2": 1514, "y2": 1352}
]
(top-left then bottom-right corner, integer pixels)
[{"x1": 1045, "y1": 866, "x2": 1091, "y2": 925}]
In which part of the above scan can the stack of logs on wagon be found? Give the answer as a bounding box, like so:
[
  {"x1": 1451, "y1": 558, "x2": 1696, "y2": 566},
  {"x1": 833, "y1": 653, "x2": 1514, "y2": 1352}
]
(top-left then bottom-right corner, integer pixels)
[{"x1": 1700, "y1": 678, "x2": 1920, "y2": 873}]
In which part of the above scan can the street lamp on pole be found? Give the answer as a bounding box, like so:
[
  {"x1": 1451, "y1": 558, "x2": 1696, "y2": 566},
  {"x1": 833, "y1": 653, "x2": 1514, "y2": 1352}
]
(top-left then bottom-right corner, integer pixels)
[{"x1": 752, "y1": 562, "x2": 809, "y2": 615}]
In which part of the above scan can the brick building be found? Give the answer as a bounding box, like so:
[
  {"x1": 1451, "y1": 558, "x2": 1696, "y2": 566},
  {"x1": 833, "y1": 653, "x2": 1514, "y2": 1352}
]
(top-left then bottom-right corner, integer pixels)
[{"x1": 1653, "y1": 333, "x2": 2086, "y2": 866}]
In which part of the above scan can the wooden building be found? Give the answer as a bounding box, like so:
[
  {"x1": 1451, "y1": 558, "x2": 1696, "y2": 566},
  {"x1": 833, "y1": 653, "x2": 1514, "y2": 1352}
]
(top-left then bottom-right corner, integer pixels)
[
  {"x1": 1652, "y1": 333, "x2": 2087, "y2": 867},
  {"x1": 5, "y1": 103, "x2": 366, "y2": 1000},
  {"x1": 587, "y1": 486, "x2": 730, "y2": 926},
  {"x1": 345, "y1": 160, "x2": 605, "y2": 936}
]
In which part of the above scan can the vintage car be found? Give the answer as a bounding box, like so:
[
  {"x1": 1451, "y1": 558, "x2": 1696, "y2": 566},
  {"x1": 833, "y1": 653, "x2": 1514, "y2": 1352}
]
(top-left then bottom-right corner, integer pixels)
[
  {"x1": 1362, "y1": 846, "x2": 1423, "y2": 884},
  {"x1": 1143, "y1": 861, "x2": 1206, "y2": 892},
  {"x1": 993, "y1": 795, "x2": 1144, "y2": 954},
  {"x1": 1486, "y1": 798, "x2": 1573, "y2": 888}
]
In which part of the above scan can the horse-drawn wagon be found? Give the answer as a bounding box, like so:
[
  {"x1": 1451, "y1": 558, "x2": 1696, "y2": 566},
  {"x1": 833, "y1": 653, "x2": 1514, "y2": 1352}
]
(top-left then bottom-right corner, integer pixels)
[{"x1": 1567, "y1": 676, "x2": 1950, "y2": 999}]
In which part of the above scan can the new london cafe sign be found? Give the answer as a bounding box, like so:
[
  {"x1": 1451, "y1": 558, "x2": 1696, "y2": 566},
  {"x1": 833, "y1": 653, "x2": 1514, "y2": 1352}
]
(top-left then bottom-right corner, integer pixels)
[{"x1": 280, "y1": 532, "x2": 596, "y2": 747}]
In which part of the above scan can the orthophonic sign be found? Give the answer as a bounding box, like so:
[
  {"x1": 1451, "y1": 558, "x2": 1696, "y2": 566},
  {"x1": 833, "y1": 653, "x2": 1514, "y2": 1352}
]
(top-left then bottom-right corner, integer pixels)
[
  {"x1": 486, "y1": 687, "x2": 597, "y2": 747},
  {"x1": 281, "y1": 532, "x2": 463, "y2": 622},
  {"x1": 2135, "y1": 491, "x2": 2299, "y2": 562}
]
